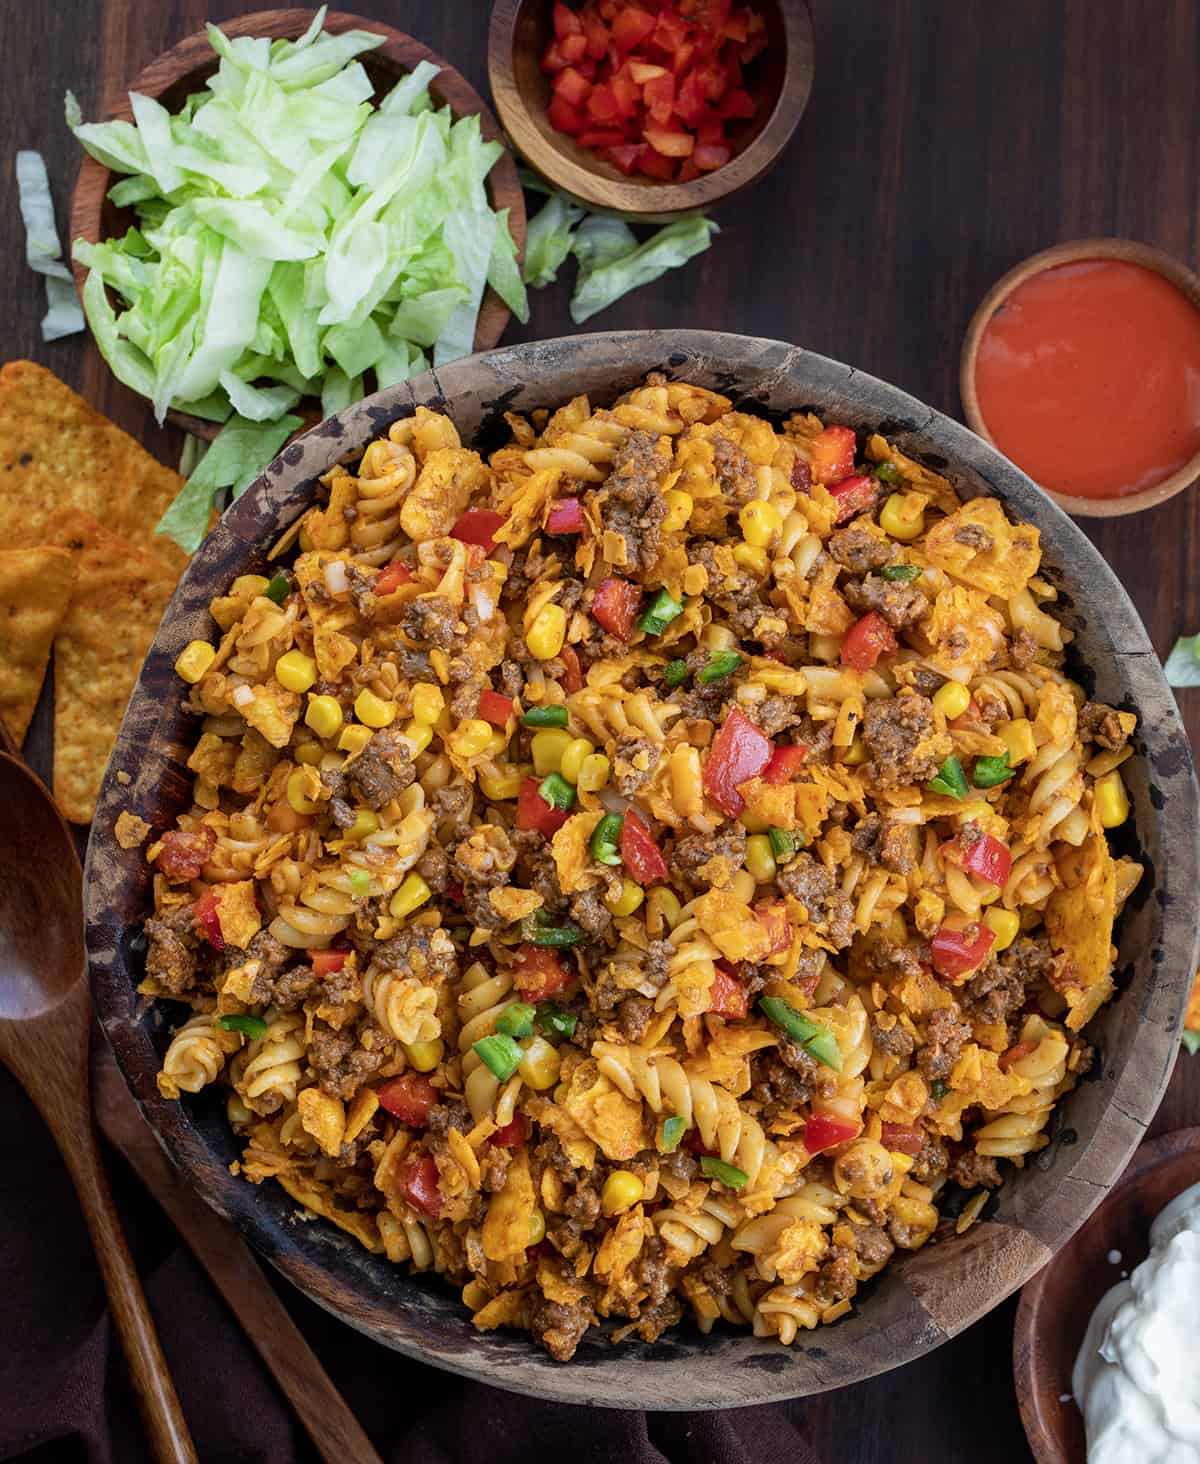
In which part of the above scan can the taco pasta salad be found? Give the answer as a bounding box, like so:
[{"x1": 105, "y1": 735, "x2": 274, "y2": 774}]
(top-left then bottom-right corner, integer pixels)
[{"x1": 142, "y1": 375, "x2": 1141, "y2": 1359}]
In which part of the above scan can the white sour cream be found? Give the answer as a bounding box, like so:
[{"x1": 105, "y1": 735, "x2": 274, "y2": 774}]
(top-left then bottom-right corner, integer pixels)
[{"x1": 1073, "y1": 1181, "x2": 1200, "y2": 1462}]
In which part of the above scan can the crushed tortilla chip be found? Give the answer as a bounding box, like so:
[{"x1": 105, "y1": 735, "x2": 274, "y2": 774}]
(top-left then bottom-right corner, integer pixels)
[
  {"x1": 1046, "y1": 833, "x2": 1116, "y2": 995},
  {"x1": 738, "y1": 775, "x2": 828, "y2": 840},
  {"x1": 922, "y1": 497, "x2": 1041, "y2": 599},
  {"x1": 471, "y1": 1289, "x2": 528, "y2": 1331},
  {"x1": 695, "y1": 888, "x2": 773, "y2": 963},
  {"x1": 562, "y1": 1060, "x2": 645, "y2": 1161},
  {"x1": 213, "y1": 880, "x2": 262, "y2": 949},
  {"x1": 0, "y1": 546, "x2": 77, "y2": 745},
  {"x1": 297, "y1": 1088, "x2": 346, "y2": 1158},
  {"x1": 482, "y1": 1148, "x2": 536, "y2": 1263},
  {"x1": 551, "y1": 811, "x2": 603, "y2": 894},
  {"x1": 488, "y1": 887, "x2": 544, "y2": 923},
  {"x1": 114, "y1": 810, "x2": 152, "y2": 849}
]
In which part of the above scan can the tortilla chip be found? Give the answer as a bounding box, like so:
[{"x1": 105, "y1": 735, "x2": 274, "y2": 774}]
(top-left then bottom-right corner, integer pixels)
[
  {"x1": 44, "y1": 509, "x2": 177, "y2": 823},
  {"x1": 0, "y1": 546, "x2": 77, "y2": 744},
  {"x1": 114, "y1": 810, "x2": 152, "y2": 849},
  {"x1": 0, "y1": 360, "x2": 187, "y2": 574}
]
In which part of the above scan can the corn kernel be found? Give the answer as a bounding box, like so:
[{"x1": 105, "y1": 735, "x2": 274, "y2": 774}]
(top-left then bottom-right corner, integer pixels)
[
  {"x1": 528, "y1": 1209, "x2": 547, "y2": 1246},
  {"x1": 410, "y1": 683, "x2": 445, "y2": 725},
  {"x1": 345, "y1": 809, "x2": 379, "y2": 841},
  {"x1": 389, "y1": 872, "x2": 432, "y2": 920},
  {"x1": 577, "y1": 753, "x2": 611, "y2": 793},
  {"x1": 646, "y1": 886, "x2": 682, "y2": 932},
  {"x1": 606, "y1": 879, "x2": 645, "y2": 917},
  {"x1": 739, "y1": 498, "x2": 783, "y2": 547},
  {"x1": 403, "y1": 1038, "x2": 445, "y2": 1072},
  {"x1": 841, "y1": 736, "x2": 867, "y2": 765},
  {"x1": 305, "y1": 693, "x2": 344, "y2": 739},
  {"x1": 483, "y1": 727, "x2": 508, "y2": 757},
  {"x1": 286, "y1": 767, "x2": 319, "y2": 815},
  {"x1": 601, "y1": 1170, "x2": 645, "y2": 1216},
  {"x1": 275, "y1": 649, "x2": 317, "y2": 693},
  {"x1": 294, "y1": 740, "x2": 325, "y2": 766},
  {"x1": 232, "y1": 574, "x2": 270, "y2": 599},
  {"x1": 527, "y1": 603, "x2": 567, "y2": 660},
  {"x1": 997, "y1": 717, "x2": 1036, "y2": 766},
  {"x1": 746, "y1": 833, "x2": 777, "y2": 883},
  {"x1": 449, "y1": 718, "x2": 493, "y2": 759},
  {"x1": 175, "y1": 640, "x2": 216, "y2": 684},
  {"x1": 479, "y1": 764, "x2": 524, "y2": 801},
  {"x1": 733, "y1": 542, "x2": 769, "y2": 576},
  {"x1": 226, "y1": 1093, "x2": 252, "y2": 1125},
  {"x1": 933, "y1": 681, "x2": 971, "y2": 721},
  {"x1": 662, "y1": 488, "x2": 694, "y2": 533},
  {"x1": 729, "y1": 869, "x2": 756, "y2": 904},
  {"x1": 519, "y1": 1035, "x2": 562, "y2": 1090},
  {"x1": 338, "y1": 723, "x2": 374, "y2": 755},
  {"x1": 740, "y1": 811, "x2": 770, "y2": 833},
  {"x1": 879, "y1": 491, "x2": 926, "y2": 542},
  {"x1": 531, "y1": 728, "x2": 573, "y2": 777},
  {"x1": 401, "y1": 719, "x2": 434, "y2": 756},
  {"x1": 983, "y1": 906, "x2": 1020, "y2": 952},
  {"x1": 560, "y1": 737, "x2": 594, "y2": 784},
  {"x1": 1094, "y1": 769, "x2": 1130, "y2": 828},
  {"x1": 354, "y1": 689, "x2": 396, "y2": 729}
]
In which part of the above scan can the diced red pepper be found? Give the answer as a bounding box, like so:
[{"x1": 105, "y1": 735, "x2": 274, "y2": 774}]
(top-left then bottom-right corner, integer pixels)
[
  {"x1": 703, "y1": 707, "x2": 772, "y2": 817},
  {"x1": 643, "y1": 71, "x2": 676, "y2": 123},
  {"x1": 396, "y1": 1153, "x2": 442, "y2": 1219},
  {"x1": 931, "y1": 920, "x2": 995, "y2": 982},
  {"x1": 762, "y1": 742, "x2": 809, "y2": 784},
  {"x1": 516, "y1": 777, "x2": 570, "y2": 837},
  {"x1": 545, "y1": 496, "x2": 585, "y2": 535},
  {"x1": 644, "y1": 123, "x2": 695, "y2": 157},
  {"x1": 754, "y1": 900, "x2": 792, "y2": 957},
  {"x1": 374, "y1": 559, "x2": 412, "y2": 596},
  {"x1": 559, "y1": 644, "x2": 584, "y2": 694},
  {"x1": 841, "y1": 611, "x2": 897, "y2": 672},
  {"x1": 803, "y1": 1112, "x2": 862, "y2": 1154},
  {"x1": 591, "y1": 577, "x2": 642, "y2": 639},
  {"x1": 619, "y1": 810, "x2": 669, "y2": 883},
  {"x1": 513, "y1": 944, "x2": 574, "y2": 1002},
  {"x1": 554, "y1": 1, "x2": 584, "y2": 38},
  {"x1": 693, "y1": 141, "x2": 732, "y2": 171},
  {"x1": 829, "y1": 473, "x2": 879, "y2": 525},
  {"x1": 490, "y1": 1113, "x2": 530, "y2": 1148},
  {"x1": 451, "y1": 508, "x2": 505, "y2": 552},
  {"x1": 959, "y1": 828, "x2": 1013, "y2": 888},
  {"x1": 708, "y1": 962, "x2": 750, "y2": 1019},
  {"x1": 548, "y1": 94, "x2": 586, "y2": 135},
  {"x1": 553, "y1": 65, "x2": 594, "y2": 108},
  {"x1": 880, "y1": 1122, "x2": 924, "y2": 1157},
  {"x1": 809, "y1": 425, "x2": 857, "y2": 485},
  {"x1": 310, "y1": 949, "x2": 347, "y2": 976},
  {"x1": 612, "y1": 4, "x2": 657, "y2": 50},
  {"x1": 1000, "y1": 1038, "x2": 1037, "y2": 1072},
  {"x1": 477, "y1": 689, "x2": 514, "y2": 726},
  {"x1": 376, "y1": 1074, "x2": 438, "y2": 1127},
  {"x1": 193, "y1": 890, "x2": 224, "y2": 950}
]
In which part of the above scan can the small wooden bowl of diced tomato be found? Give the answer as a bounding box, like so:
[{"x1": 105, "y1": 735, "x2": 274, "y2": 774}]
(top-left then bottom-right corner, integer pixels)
[{"x1": 488, "y1": 0, "x2": 814, "y2": 216}]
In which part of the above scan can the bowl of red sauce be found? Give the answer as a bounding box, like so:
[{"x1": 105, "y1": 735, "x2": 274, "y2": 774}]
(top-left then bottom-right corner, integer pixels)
[
  {"x1": 960, "y1": 239, "x2": 1200, "y2": 516},
  {"x1": 488, "y1": 0, "x2": 814, "y2": 218}
]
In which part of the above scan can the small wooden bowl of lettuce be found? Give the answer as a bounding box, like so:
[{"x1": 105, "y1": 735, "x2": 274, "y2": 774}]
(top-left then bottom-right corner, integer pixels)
[{"x1": 67, "y1": 7, "x2": 527, "y2": 553}]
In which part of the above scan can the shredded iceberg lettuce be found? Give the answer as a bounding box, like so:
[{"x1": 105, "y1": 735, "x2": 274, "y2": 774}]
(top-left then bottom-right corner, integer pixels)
[{"x1": 15, "y1": 150, "x2": 85, "y2": 341}]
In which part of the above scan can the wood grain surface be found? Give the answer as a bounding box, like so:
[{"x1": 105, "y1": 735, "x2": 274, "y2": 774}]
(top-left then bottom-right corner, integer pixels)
[{"x1": 6, "y1": 0, "x2": 1200, "y2": 1458}]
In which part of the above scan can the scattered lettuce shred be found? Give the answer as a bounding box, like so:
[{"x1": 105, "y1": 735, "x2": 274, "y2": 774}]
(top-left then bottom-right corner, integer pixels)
[
  {"x1": 1164, "y1": 635, "x2": 1200, "y2": 688},
  {"x1": 15, "y1": 150, "x2": 85, "y2": 341}
]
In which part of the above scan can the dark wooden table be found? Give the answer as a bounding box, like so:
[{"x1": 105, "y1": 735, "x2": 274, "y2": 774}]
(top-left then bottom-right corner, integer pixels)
[{"x1": 5, "y1": 1, "x2": 1199, "y2": 1458}]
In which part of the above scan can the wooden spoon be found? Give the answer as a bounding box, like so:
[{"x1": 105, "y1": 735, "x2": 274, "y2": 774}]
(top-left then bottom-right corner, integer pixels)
[{"x1": 0, "y1": 751, "x2": 196, "y2": 1464}]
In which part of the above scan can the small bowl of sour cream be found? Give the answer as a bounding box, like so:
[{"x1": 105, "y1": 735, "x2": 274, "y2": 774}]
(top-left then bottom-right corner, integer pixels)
[{"x1": 1014, "y1": 1128, "x2": 1200, "y2": 1463}]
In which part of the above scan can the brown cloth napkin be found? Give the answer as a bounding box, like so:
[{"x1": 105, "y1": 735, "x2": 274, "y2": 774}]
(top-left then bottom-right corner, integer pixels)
[{"x1": 0, "y1": 1065, "x2": 824, "y2": 1464}]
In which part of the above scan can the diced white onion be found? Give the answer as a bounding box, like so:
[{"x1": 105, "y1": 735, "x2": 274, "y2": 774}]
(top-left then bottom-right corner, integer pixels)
[
  {"x1": 231, "y1": 684, "x2": 254, "y2": 708},
  {"x1": 325, "y1": 560, "x2": 349, "y2": 595}
]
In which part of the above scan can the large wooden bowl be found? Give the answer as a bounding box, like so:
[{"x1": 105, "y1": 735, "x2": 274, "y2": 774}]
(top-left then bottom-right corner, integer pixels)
[
  {"x1": 68, "y1": 8, "x2": 526, "y2": 438},
  {"x1": 84, "y1": 331, "x2": 1200, "y2": 1408}
]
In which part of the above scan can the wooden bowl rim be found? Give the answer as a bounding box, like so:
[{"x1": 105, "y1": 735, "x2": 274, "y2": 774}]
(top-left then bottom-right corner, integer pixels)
[
  {"x1": 67, "y1": 6, "x2": 526, "y2": 437},
  {"x1": 487, "y1": 0, "x2": 814, "y2": 217},
  {"x1": 1013, "y1": 1126, "x2": 1200, "y2": 1464},
  {"x1": 84, "y1": 329, "x2": 1200, "y2": 1408},
  {"x1": 959, "y1": 237, "x2": 1200, "y2": 518}
]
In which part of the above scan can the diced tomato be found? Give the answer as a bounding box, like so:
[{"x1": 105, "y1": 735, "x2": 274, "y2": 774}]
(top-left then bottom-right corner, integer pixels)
[
  {"x1": 491, "y1": 1113, "x2": 530, "y2": 1148},
  {"x1": 676, "y1": 158, "x2": 701, "y2": 182},
  {"x1": 559, "y1": 31, "x2": 589, "y2": 63},
  {"x1": 610, "y1": 66, "x2": 641, "y2": 115},
  {"x1": 451, "y1": 508, "x2": 505, "y2": 551},
  {"x1": 445, "y1": 880, "x2": 464, "y2": 904},
  {"x1": 579, "y1": 127, "x2": 629, "y2": 147},
  {"x1": 542, "y1": 39, "x2": 570, "y2": 74},
  {"x1": 156, "y1": 826, "x2": 216, "y2": 882},
  {"x1": 583, "y1": 8, "x2": 610, "y2": 57},
  {"x1": 694, "y1": 141, "x2": 732, "y2": 171},
  {"x1": 591, "y1": 577, "x2": 642, "y2": 639},
  {"x1": 692, "y1": 58, "x2": 728, "y2": 101},
  {"x1": 695, "y1": 112, "x2": 724, "y2": 144},
  {"x1": 645, "y1": 123, "x2": 695, "y2": 156},
  {"x1": 586, "y1": 82, "x2": 622, "y2": 123},
  {"x1": 517, "y1": 777, "x2": 570, "y2": 837},
  {"x1": 703, "y1": 707, "x2": 772, "y2": 817},
  {"x1": 478, "y1": 689, "x2": 514, "y2": 726},
  {"x1": 950, "y1": 697, "x2": 982, "y2": 731},
  {"x1": 513, "y1": 944, "x2": 574, "y2": 1002},
  {"x1": 809, "y1": 425, "x2": 857, "y2": 485},
  {"x1": 612, "y1": 4, "x2": 657, "y2": 50},
  {"x1": 999, "y1": 1039, "x2": 1037, "y2": 1073},
  {"x1": 548, "y1": 94, "x2": 586, "y2": 136},
  {"x1": 754, "y1": 900, "x2": 792, "y2": 956},
  {"x1": 708, "y1": 962, "x2": 750, "y2": 1020},
  {"x1": 396, "y1": 1154, "x2": 442, "y2": 1219},
  {"x1": 741, "y1": 9, "x2": 767, "y2": 60},
  {"x1": 554, "y1": 0, "x2": 584, "y2": 38},
  {"x1": 576, "y1": 55, "x2": 598, "y2": 80},
  {"x1": 652, "y1": 5, "x2": 689, "y2": 53},
  {"x1": 559, "y1": 644, "x2": 584, "y2": 694},
  {"x1": 718, "y1": 86, "x2": 756, "y2": 119},
  {"x1": 959, "y1": 828, "x2": 1013, "y2": 888},
  {"x1": 193, "y1": 890, "x2": 224, "y2": 950},
  {"x1": 674, "y1": 68, "x2": 708, "y2": 126},
  {"x1": 763, "y1": 742, "x2": 808, "y2": 784},
  {"x1": 931, "y1": 920, "x2": 995, "y2": 982},
  {"x1": 376, "y1": 1074, "x2": 438, "y2": 1127},
  {"x1": 629, "y1": 59, "x2": 667, "y2": 83},
  {"x1": 545, "y1": 496, "x2": 585, "y2": 534},
  {"x1": 880, "y1": 1122, "x2": 924, "y2": 1157},
  {"x1": 310, "y1": 949, "x2": 347, "y2": 976},
  {"x1": 374, "y1": 559, "x2": 412, "y2": 596},
  {"x1": 553, "y1": 65, "x2": 594, "y2": 108},
  {"x1": 803, "y1": 1112, "x2": 862, "y2": 1154},
  {"x1": 841, "y1": 611, "x2": 897, "y2": 673},
  {"x1": 642, "y1": 71, "x2": 676, "y2": 123},
  {"x1": 620, "y1": 811, "x2": 669, "y2": 883},
  {"x1": 721, "y1": 10, "x2": 750, "y2": 43},
  {"x1": 636, "y1": 145, "x2": 677, "y2": 179},
  {"x1": 606, "y1": 143, "x2": 643, "y2": 174},
  {"x1": 829, "y1": 473, "x2": 879, "y2": 524}
]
